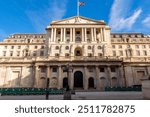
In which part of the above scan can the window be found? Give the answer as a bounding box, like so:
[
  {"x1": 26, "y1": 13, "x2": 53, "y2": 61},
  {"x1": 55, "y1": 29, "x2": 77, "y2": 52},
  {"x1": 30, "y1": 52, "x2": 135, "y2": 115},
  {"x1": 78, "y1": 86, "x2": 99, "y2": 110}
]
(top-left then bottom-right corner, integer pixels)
[
  {"x1": 119, "y1": 51, "x2": 123, "y2": 56},
  {"x1": 17, "y1": 51, "x2": 20, "y2": 56},
  {"x1": 4, "y1": 46, "x2": 7, "y2": 49},
  {"x1": 143, "y1": 51, "x2": 147, "y2": 56},
  {"x1": 100, "y1": 68, "x2": 105, "y2": 72},
  {"x1": 18, "y1": 46, "x2": 21, "y2": 49},
  {"x1": 11, "y1": 46, "x2": 14, "y2": 49},
  {"x1": 112, "y1": 45, "x2": 115, "y2": 48},
  {"x1": 55, "y1": 46, "x2": 59, "y2": 50},
  {"x1": 52, "y1": 68, "x2": 57, "y2": 72},
  {"x1": 142, "y1": 45, "x2": 146, "y2": 49},
  {"x1": 33, "y1": 51, "x2": 37, "y2": 56},
  {"x1": 119, "y1": 45, "x2": 122, "y2": 48},
  {"x1": 127, "y1": 45, "x2": 130, "y2": 48},
  {"x1": 135, "y1": 45, "x2": 139, "y2": 48},
  {"x1": 111, "y1": 67, "x2": 116, "y2": 72},
  {"x1": 67, "y1": 31, "x2": 70, "y2": 34},
  {"x1": 65, "y1": 46, "x2": 69, "y2": 50},
  {"x1": 98, "y1": 53, "x2": 103, "y2": 57},
  {"x1": 41, "y1": 67, "x2": 46, "y2": 73},
  {"x1": 27, "y1": 39, "x2": 30, "y2": 43},
  {"x1": 88, "y1": 53, "x2": 92, "y2": 57},
  {"x1": 112, "y1": 51, "x2": 116, "y2": 56},
  {"x1": 88, "y1": 46, "x2": 91, "y2": 49},
  {"x1": 3, "y1": 51, "x2": 6, "y2": 56},
  {"x1": 55, "y1": 53, "x2": 59, "y2": 57},
  {"x1": 136, "y1": 51, "x2": 140, "y2": 56},
  {"x1": 98, "y1": 46, "x2": 102, "y2": 49},
  {"x1": 41, "y1": 46, "x2": 44, "y2": 49},
  {"x1": 87, "y1": 31, "x2": 90, "y2": 34},
  {"x1": 65, "y1": 53, "x2": 70, "y2": 57},
  {"x1": 76, "y1": 31, "x2": 80, "y2": 34},
  {"x1": 40, "y1": 51, "x2": 44, "y2": 56},
  {"x1": 35, "y1": 46, "x2": 38, "y2": 49},
  {"x1": 58, "y1": 31, "x2": 61, "y2": 34},
  {"x1": 88, "y1": 68, "x2": 93, "y2": 72},
  {"x1": 10, "y1": 51, "x2": 13, "y2": 56}
]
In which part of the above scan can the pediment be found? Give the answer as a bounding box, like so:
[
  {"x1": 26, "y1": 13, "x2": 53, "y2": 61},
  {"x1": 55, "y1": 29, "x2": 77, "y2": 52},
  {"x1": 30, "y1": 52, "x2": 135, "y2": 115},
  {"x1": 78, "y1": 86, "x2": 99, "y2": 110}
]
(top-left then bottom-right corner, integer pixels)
[{"x1": 51, "y1": 16, "x2": 105, "y2": 25}]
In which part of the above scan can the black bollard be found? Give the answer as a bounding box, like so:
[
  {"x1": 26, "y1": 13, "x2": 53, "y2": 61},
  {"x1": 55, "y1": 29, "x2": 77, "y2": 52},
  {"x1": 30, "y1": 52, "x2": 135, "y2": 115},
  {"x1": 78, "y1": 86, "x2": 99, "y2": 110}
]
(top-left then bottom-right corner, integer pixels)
[{"x1": 46, "y1": 78, "x2": 50, "y2": 100}]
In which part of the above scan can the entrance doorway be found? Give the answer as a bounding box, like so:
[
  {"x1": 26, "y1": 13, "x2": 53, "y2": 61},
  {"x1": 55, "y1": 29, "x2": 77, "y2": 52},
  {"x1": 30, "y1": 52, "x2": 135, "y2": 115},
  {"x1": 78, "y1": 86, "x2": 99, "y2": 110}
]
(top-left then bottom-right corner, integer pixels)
[
  {"x1": 74, "y1": 71, "x2": 83, "y2": 89},
  {"x1": 63, "y1": 77, "x2": 68, "y2": 88},
  {"x1": 88, "y1": 77, "x2": 94, "y2": 89}
]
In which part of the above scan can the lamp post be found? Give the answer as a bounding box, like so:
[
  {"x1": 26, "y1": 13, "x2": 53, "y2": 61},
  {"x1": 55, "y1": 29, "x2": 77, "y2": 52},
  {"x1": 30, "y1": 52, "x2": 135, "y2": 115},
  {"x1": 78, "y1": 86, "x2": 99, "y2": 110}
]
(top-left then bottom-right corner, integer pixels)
[{"x1": 45, "y1": 78, "x2": 50, "y2": 100}]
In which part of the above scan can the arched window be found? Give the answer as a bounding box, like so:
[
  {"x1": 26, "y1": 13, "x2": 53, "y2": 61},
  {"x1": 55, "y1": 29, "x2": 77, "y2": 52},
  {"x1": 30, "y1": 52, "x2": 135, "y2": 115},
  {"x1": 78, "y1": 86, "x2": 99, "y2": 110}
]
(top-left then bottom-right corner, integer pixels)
[{"x1": 65, "y1": 46, "x2": 69, "y2": 50}]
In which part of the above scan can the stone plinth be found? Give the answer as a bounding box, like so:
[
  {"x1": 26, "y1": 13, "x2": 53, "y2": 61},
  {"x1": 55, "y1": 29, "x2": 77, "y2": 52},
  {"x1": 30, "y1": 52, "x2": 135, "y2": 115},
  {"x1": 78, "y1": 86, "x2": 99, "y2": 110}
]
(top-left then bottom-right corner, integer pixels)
[{"x1": 142, "y1": 80, "x2": 150, "y2": 99}]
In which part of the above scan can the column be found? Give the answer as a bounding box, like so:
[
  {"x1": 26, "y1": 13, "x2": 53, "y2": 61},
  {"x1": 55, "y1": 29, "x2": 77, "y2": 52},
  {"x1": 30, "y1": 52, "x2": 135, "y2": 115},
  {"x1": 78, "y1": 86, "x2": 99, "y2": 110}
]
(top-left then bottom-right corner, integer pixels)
[
  {"x1": 106, "y1": 66, "x2": 111, "y2": 87},
  {"x1": 73, "y1": 28, "x2": 75, "y2": 42},
  {"x1": 47, "y1": 66, "x2": 50, "y2": 88},
  {"x1": 84, "y1": 28, "x2": 87, "y2": 42},
  {"x1": 50, "y1": 28, "x2": 54, "y2": 42},
  {"x1": 100, "y1": 28, "x2": 103, "y2": 41},
  {"x1": 103, "y1": 28, "x2": 105, "y2": 42},
  {"x1": 70, "y1": 28, "x2": 72, "y2": 42},
  {"x1": 58, "y1": 66, "x2": 62, "y2": 89},
  {"x1": 69, "y1": 69, "x2": 73, "y2": 90},
  {"x1": 99, "y1": 28, "x2": 101, "y2": 42},
  {"x1": 34, "y1": 66, "x2": 39, "y2": 88},
  {"x1": 96, "y1": 66, "x2": 100, "y2": 90},
  {"x1": 54, "y1": 28, "x2": 56, "y2": 42},
  {"x1": 82, "y1": 28, "x2": 84, "y2": 42},
  {"x1": 118, "y1": 66, "x2": 125, "y2": 87},
  {"x1": 63, "y1": 28, "x2": 66, "y2": 42},
  {"x1": 84, "y1": 66, "x2": 88, "y2": 90},
  {"x1": 94, "y1": 28, "x2": 97, "y2": 42},
  {"x1": 91, "y1": 28, "x2": 94, "y2": 42},
  {"x1": 61, "y1": 28, "x2": 63, "y2": 42}
]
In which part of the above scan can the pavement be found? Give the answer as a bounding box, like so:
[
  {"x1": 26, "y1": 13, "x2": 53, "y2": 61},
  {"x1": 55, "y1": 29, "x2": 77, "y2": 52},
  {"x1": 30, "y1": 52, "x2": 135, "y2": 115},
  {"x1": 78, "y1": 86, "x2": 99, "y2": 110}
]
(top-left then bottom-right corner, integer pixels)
[{"x1": 0, "y1": 91, "x2": 143, "y2": 100}]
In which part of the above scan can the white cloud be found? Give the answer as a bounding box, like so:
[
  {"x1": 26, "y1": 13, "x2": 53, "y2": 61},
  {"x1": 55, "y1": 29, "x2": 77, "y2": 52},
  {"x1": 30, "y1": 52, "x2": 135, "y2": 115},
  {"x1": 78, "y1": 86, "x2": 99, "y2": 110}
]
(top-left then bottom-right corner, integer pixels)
[
  {"x1": 26, "y1": 0, "x2": 68, "y2": 32},
  {"x1": 142, "y1": 16, "x2": 150, "y2": 27},
  {"x1": 109, "y1": 0, "x2": 142, "y2": 31}
]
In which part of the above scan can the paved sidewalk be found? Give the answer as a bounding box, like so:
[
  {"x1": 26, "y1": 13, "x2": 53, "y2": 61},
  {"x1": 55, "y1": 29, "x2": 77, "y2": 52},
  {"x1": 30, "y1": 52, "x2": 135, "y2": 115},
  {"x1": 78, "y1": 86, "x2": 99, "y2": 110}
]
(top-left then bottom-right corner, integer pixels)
[{"x1": 0, "y1": 91, "x2": 143, "y2": 100}]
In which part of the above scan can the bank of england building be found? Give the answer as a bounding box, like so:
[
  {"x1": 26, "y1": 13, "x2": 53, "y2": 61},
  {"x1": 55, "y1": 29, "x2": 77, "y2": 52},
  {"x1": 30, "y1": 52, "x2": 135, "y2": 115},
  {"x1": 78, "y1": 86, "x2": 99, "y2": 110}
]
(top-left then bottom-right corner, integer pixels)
[{"x1": 0, "y1": 16, "x2": 150, "y2": 90}]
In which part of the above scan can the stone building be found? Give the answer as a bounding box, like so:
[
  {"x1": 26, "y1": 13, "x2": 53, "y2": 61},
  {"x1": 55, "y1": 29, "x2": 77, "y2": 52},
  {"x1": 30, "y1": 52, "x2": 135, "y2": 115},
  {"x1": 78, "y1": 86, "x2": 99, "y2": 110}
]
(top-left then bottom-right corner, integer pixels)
[{"x1": 0, "y1": 16, "x2": 150, "y2": 90}]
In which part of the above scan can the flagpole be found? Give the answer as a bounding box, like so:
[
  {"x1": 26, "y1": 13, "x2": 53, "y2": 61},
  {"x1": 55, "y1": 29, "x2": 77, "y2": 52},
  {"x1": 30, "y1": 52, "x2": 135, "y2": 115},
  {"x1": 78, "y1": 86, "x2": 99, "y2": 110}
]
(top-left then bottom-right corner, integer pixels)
[{"x1": 77, "y1": 0, "x2": 79, "y2": 16}]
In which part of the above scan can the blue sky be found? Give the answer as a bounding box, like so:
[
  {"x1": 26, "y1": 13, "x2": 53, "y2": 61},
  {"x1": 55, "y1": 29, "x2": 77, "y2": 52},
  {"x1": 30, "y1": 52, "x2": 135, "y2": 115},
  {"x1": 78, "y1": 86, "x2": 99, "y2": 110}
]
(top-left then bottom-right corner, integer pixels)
[{"x1": 0, "y1": 0, "x2": 150, "y2": 40}]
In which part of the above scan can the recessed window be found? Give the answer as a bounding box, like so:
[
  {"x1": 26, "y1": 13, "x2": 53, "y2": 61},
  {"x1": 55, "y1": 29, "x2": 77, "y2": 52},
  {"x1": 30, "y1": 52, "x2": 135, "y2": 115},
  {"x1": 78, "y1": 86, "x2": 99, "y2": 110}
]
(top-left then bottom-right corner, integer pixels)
[
  {"x1": 41, "y1": 46, "x2": 45, "y2": 49},
  {"x1": 88, "y1": 46, "x2": 91, "y2": 49},
  {"x1": 35, "y1": 46, "x2": 38, "y2": 49},
  {"x1": 87, "y1": 31, "x2": 90, "y2": 34},
  {"x1": 112, "y1": 45, "x2": 115, "y2": 48},
  {"x1": 11, "y1": 46, "x2": 14, "y2": 49},
  {"x1": 40, "y1": 51, "x2": 44, "y2": 56},
  {"x1": 143, "y1": 51, "x2": 147, "y2": 56},
  {"x1": 65, "y1": 53, "x2": 70, "y2": 57},
  {"x1": 3, "y1": 51, "x2": 6, "y2": 56},
  {"x1": 10, "y1": 51, "x2": 13, "y2": 56},
  {"x1": 4, "y1": 46, "x2": 7, "y2": 49},
  {"x1": 100, "y1": 68, "x2": 105, "y2": 72},
  {"x1": 111, "y1": 67, "x2": 116, "y2": 72},
  {"x1": 98, "y1": 46, "x2": 102, "y2": 49},
  {"x1": 112, "y1": 51, "x2": 116, "y2": 56},
  {"x1": 33, "y1": 51, "x2": 37, "y2": 56},
  {"x1": 76, "y1": 31, "x2": 80, "y2": 34},
  {"x1": 58, "y1": 31, "x2": 61, "y2": 34},
  {"x1": 17, "y1": 51, "x2": 20, "y2": 56},
  {"x1": 67, "y1": 31, "x2": 70, "y2": 34},
  {"x1": 98, "y1": 53, "x2": 103, "y2": 57},
  {"x1": 18, "y1": 46, "x2": 21, "y2": 49},
  {"x1": 119, "y1": 51, "x2": 123, "y2": 56},
  {"x1": 88, "y1": 53, "x2": 92, "y2": 57},
  {"x1": 55, "y1": 53, "x2": 59, "y2": 57},
  {"x1": 142, "y1": 45, "x2": 146, "y2": 49},
  {"x1": 65, "y1": 46, "x2": 69, "y2": 50},
  {"x1": 119, "y1": 45, "x2": 122, "y2": 48},
  {"x1": 135, "y1": 45, "x2": 139, "y2": 48},
  {"x1": 41, "y1": 67, "x2": 46, "y2": 73},
  {"x1": 88, "y1": 68, "x2": 93, "y2": 72},
  {"x1": 52, "y1": 68, "x2": 57, "y2": 72},
  {"x1": 55, "y1": 46, "x2": 59, "y2": 50},
  {"x1": 136, "y1": 51, "x2": 140, "y2": 56},
  {"x1": 75, "y1": 37, "x2": 81, "y2": 42}
]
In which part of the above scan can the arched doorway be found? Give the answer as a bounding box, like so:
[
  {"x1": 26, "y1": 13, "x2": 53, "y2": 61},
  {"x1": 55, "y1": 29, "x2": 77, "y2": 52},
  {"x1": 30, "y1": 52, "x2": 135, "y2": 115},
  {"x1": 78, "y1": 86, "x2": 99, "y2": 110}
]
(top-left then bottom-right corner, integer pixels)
[
  {"x1": 63, "y1": 77, "x2": 68, "y2": 88},
  {"x1": 88, "y1": 77, "x2": 94, "y2": 89},
  {"x1": 74, "y1": 47, "x2": 82, "y2": 56},
  {"x1": 74, "y1": 71, "x2": 83, "y2": 89}
]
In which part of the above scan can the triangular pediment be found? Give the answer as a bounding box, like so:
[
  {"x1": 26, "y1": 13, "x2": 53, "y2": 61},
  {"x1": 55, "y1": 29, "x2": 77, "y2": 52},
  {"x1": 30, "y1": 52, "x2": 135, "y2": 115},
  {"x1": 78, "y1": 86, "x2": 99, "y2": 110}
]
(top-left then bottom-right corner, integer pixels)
[{"x1": 51, "y1": 16, "x2": 106, "y2": 25}]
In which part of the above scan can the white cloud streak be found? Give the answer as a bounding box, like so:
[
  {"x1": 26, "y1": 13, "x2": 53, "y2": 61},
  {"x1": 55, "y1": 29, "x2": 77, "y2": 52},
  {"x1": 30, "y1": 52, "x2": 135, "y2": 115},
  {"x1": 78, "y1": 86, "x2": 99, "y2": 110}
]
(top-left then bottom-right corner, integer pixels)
[
  {"x1": 109, "y1": 0, "x2": 142, "y2": 31},
  {"x1": 142, "y1": 15, "x2": 150, "y2": 27},
  {"x1": 26, "y1": 0, "x2": 68, "y2": 32}
]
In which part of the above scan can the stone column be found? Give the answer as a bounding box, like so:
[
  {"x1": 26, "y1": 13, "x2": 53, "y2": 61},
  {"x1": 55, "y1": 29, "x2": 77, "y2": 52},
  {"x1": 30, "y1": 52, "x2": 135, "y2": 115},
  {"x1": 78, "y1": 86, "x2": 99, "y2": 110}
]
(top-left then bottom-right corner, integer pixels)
[
  {"x1": 70, "y1": 28, "x2": 72, "y2": 42},
  {"x1": 91, "y1": 28, "x2": 94, "y2": 42},
  {"x1": 63, "y1": 28, "x2": 66, "y2": 42},
  {"x1": 47, "y1": 66, "x2": 50, "y2": 88},
  {"x1": 54, "y1": 28, "x2": 56, "y2": 42},
  {"x1": 34, "y1": 66, "x2": 39, "y2": 88},
  {"x1": 118, "y1": 66, "x2": 125, "y2": 87},
  {"x1": 69, "y1": 69, "x2": 73, "y2": 90},
  {"x1": 101, "y1": 28, "x2": 103, "y2": 41},
  {"x1": 61, "y1": 28, "x2": 63, "y2": 42},
  {"x1": 50, "y1": 28, "x2": 54, "y2": 42},
  {"x1": 84, "y1": 28, "x2": 87, "y2": 42},
  {"x1": 84, "y1": 66, "x2": 88, "y2": 90},
  {"x1": 94, "y1": 28, "x2": 97, "y2": 42},
  {"x1": 106, "y1": 66, "x2": 111, "y2": 87},
  {"x1": 58, "y1": 66, "x2": 62, "y2": 89},
  {"x1": 103, "y1": 28, "x2": 105, "y2": 42},
  {"x1": 73, "y1": 28, "x2": 75, "y2": 42},
  {"x1": 96, "y1": 66, "x2": 100, "y2": 90},
  {"x1": 82, "y1": 28, "x2": 84, "y2": 42}
]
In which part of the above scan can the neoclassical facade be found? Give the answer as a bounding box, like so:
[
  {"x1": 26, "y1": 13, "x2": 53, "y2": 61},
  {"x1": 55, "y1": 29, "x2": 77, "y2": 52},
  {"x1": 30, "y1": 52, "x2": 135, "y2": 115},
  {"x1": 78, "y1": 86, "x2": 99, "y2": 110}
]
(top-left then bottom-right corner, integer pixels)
[{"x1": 0, "y1": 16, "x2": 150, "y2": 90}]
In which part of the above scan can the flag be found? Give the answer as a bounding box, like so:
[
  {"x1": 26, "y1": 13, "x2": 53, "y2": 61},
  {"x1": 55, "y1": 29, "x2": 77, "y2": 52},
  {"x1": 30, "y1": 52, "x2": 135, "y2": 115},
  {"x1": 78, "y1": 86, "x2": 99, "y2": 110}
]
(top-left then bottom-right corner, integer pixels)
[{"x1": 79, "y1": 2, "x2": 85, "y2": 6}]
